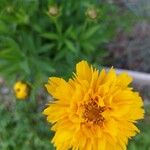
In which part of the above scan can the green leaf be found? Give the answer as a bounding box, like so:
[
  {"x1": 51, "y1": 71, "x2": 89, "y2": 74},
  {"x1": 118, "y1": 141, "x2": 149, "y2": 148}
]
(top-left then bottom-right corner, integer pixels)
[
  {"x1": 32, "y1": 57, "x2": 55, "y2": 74},
  {"x1": 0, "y1": 48, "x2": 23, "y2": 61},
  {"x1": 38, "y1": 44, "x2": 55, "y2": 53},
  {"x1": 64, "y1": 40, "x2": 76, "y2": 53},
  {"x1": 83, "y1": 25, "x2": 100, "y2": 39},
  {"x1": 41, "y1": 33, "x2": 59, "y2": 40},
  {"x1": 0, "y1": 21, "x2": 8, "y2": 33},
  {"x1": 54, "y1": 49, "x2": 67, "y2": 61},
  {"x1": 81, "y1": 42, "x2": 95, "y2": 52},
  {"x1": 19, "y1": 60, "x2": 30, "y2": 75}
]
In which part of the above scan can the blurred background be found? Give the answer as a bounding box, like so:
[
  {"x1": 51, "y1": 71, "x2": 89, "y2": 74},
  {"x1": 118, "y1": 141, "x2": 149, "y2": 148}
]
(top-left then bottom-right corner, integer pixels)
[{"x1": 0, "y1": 0, "x2": 150, "y2": 149}]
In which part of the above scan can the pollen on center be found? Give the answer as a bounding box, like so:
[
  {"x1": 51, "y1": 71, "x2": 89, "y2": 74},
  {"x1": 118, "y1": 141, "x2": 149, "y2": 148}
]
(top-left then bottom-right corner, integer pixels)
[{"x1": 82, "y1": 97, "x2": 106, "y2": 125}]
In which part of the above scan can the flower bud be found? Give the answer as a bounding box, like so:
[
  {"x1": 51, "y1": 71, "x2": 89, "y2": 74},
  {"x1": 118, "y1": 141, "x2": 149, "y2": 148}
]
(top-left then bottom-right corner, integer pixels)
[
  {"x1": 6, "y1": 6, "x2": 14, "y2": 13},
  {"x1": 48, "y1": 5, "x2": 59, "y2": 17},
  {"x1": 86, "y1": 7, "x2": 99, "y2": 20},
  {"x1": 13, "y1": 81, "x2": 30, "y2": 100}
]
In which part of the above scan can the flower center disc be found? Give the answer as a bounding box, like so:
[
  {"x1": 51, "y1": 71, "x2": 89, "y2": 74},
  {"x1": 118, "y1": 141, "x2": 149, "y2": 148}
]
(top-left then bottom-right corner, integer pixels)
[{"x1": 83, "y1": 100, "x2": 105, "y2": 125}]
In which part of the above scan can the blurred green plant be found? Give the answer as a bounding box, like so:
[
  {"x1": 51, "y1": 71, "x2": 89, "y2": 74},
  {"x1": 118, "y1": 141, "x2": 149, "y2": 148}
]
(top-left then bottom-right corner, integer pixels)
[
  {"x1": 0, "y1": 101, "x2": 55, "y2": 150},
  {"x1": 0, "y1": 0, "x2": 135, "y2": 86},
  {"x1": 128, "y1": 122, "x2": 150, "y2": 150},
  {"x1": 128, "y1": 106, "x2": 150, "y2": 150}
]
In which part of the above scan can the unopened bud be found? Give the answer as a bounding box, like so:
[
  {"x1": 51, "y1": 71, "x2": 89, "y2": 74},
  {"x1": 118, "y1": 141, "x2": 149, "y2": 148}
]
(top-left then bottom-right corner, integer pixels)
[
  {"x1": 48, "y1": 5, "x2": 59, "y2": 17},
  {"x1": 6, "y1": 6, "x2": 14, "y2": 13},
  {"x1": 86, "y1": 8, "x2": 99, "y2": 20}
]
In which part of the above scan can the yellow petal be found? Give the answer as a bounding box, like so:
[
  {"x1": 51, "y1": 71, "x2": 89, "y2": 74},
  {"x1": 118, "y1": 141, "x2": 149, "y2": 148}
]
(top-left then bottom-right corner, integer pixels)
[
  {"x1": 117, "y1": 72, "x2": 133, "y2": 88},
  {"x1": 46, "y1": 77, "x2": 73, "y2": 101},
  {"x1": 76, "y1": 60, "x2": 92, "y2": 82}
]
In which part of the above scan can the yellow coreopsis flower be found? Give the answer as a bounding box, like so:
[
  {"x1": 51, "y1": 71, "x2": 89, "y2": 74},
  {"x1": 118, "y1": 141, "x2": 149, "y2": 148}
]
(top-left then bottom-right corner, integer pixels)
[
  {"x1": 13, "y1": 81, "x2": 30, "y2": 100},
  {"x1": 43, "y1": 60, "x2": 144, "y2": 150}
]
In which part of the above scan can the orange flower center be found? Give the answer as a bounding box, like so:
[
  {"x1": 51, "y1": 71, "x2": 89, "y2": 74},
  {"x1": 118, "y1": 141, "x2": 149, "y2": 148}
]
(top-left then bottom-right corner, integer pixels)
[{"x1": 82, "y1": 99, "x2": 106, "y2": 125}]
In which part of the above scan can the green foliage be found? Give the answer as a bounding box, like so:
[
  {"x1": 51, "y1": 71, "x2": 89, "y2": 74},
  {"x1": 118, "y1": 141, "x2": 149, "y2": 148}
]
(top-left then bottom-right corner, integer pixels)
[
  {"x1": 0, "y1": 0, "x2": 135, "y2": 84},
  {"x1": 128, "y1": 106, "x2": 150, "y2": 150},
  {"x1": 128, "y1": 122, "x2": 150, "y2": 150},
  {"x1": 0, "y1": 101, "x2": 55, "y2": 150}
]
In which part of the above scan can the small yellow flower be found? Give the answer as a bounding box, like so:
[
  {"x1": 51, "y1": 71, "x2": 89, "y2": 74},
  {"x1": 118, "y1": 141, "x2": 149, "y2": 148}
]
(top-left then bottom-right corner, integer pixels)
[
  {"x1": 43, "y1": 60, "x2": 144, "y2": 150},
  {"x1": 13, "y1": 81, "x2": 30, "y2": 100}
]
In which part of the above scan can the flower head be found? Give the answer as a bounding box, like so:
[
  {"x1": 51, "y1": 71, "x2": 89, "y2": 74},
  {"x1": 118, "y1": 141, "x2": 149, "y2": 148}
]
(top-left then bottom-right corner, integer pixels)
[
  {"x1": 48, "y1": 5, "x2": 59, "y2": 17},
  {"x1": 43, "y1": 60, "x2": 144, "y2": 150},
  {"x1": 86, "y1": 7, "x2": 99, "y2": 20},
  {"x1": 13, "y1": 81, "x2": 30, "y2": 100}
]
